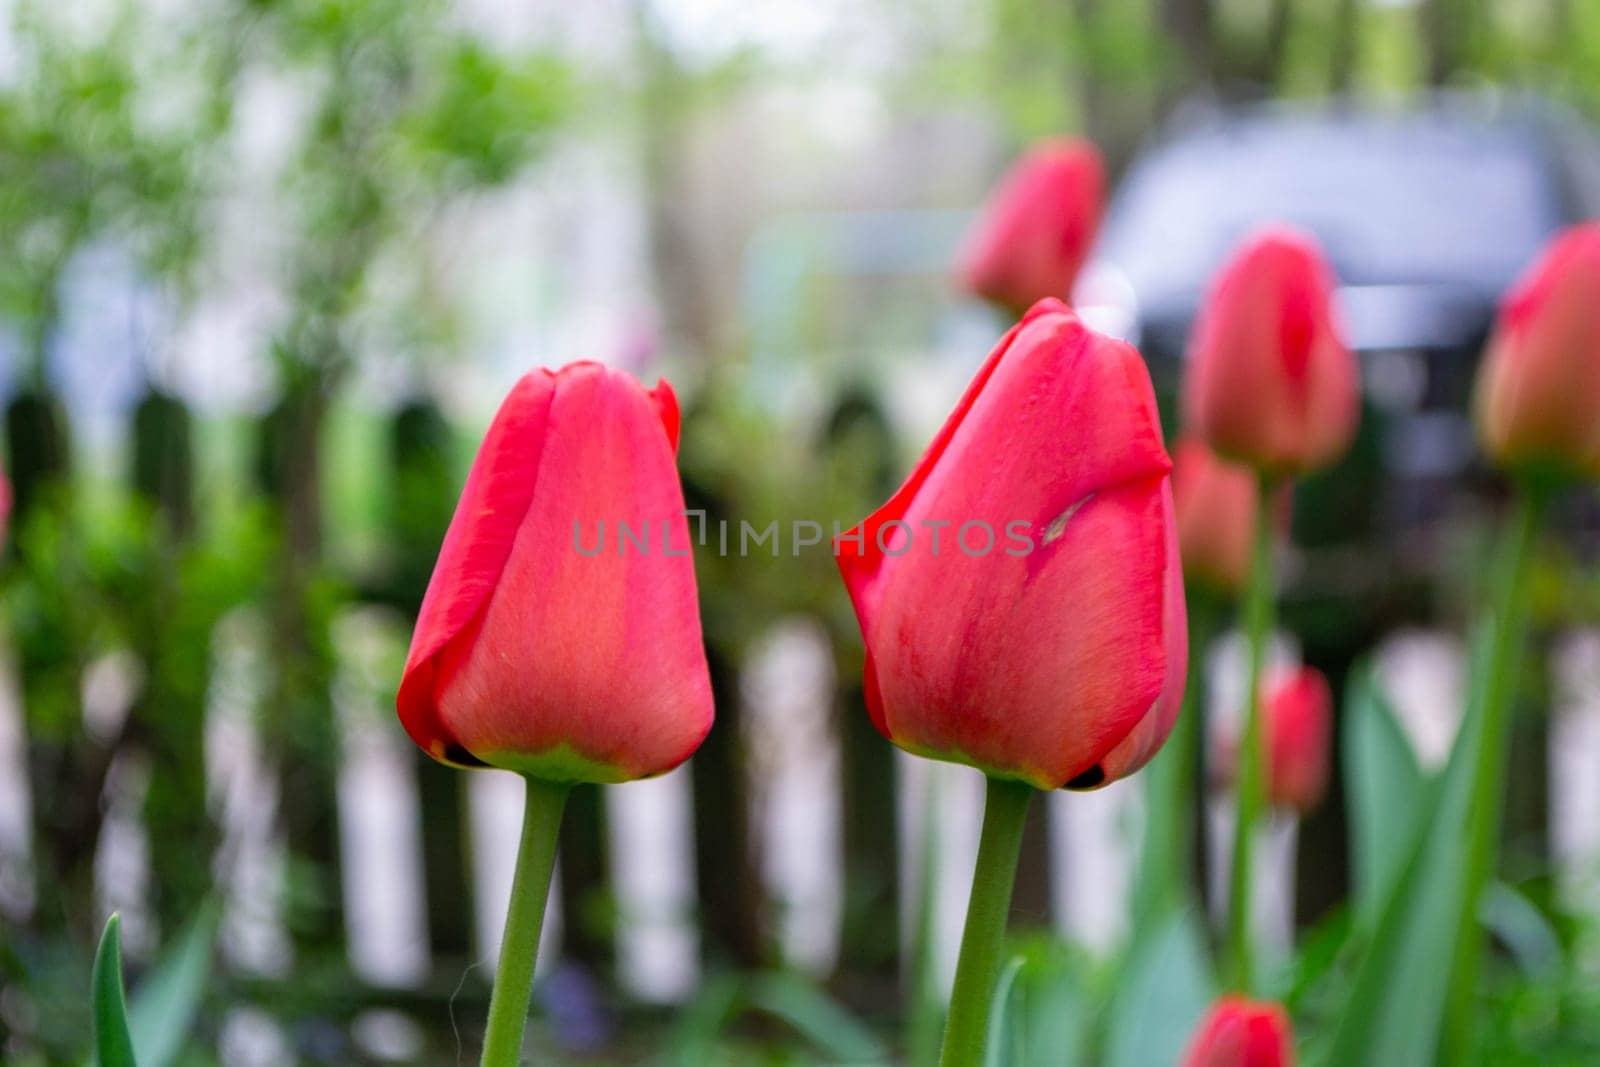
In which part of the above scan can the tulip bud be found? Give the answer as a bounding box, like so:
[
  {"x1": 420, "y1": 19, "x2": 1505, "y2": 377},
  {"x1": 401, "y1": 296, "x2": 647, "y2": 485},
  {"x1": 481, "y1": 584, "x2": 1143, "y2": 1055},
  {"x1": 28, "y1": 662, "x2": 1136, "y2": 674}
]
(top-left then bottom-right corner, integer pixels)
[
  {"x1": 1181, "y1": 996, "x2": 1296, "y2": 1067},
  {"x1": 397, "y1": 362, "x2": 713, "y2": 781},
  {"x1": 1263, "y1": 666, "x2": 1332, "y2": 814},
  {"x1": 1183, "y1": 229, "x2": 1359, "y2": 476},
  {"x1": 837, "y1": 299, "x2": 1186, "y2": 791},
  {"x1": 1172, "y1": 437, "x2": 1260, "y2": 594},
  {"x1": 957, "y1": 138, "x2": 1106, "y2": 316},
  {"x1": 1475, "y1": 222, "x2": 1600, "y2": 482}
]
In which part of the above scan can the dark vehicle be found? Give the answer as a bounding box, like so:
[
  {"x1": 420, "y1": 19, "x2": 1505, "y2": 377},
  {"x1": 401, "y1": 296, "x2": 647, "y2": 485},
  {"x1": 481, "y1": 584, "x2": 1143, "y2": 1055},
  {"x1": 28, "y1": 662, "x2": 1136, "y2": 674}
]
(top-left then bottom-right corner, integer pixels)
[{"x1": 1078, "y1": 95, "x2": 1600, "y2": 540}]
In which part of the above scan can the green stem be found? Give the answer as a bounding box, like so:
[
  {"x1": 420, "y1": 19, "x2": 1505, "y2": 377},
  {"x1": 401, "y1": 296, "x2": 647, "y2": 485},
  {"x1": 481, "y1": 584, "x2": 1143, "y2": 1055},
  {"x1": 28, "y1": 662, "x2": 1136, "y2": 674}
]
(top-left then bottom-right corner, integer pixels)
[
  {"x1": 1441, "y1": 486, "x2": 1547, "y2": 1059},
  {"x1": 481, "y1": 776, "x2": 569, "y2": 1067},
  {"x1": 1224, "y1": 478, "x2": 1278, "y2": 993},
  {"x1": 939, "y1": 776, "x2": 1033, "y2": 1067}
]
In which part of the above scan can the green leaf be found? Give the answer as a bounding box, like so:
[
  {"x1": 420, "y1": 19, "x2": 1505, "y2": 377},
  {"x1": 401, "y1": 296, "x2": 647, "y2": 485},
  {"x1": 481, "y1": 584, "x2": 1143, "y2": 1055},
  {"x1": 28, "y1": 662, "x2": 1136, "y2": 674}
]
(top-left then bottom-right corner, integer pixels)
[
  {"x1": 126, "y1": 901, "x2": 219, "y2": 1067},
  {"x1": 1343, "y1": 664, "x2": 1427, "y2": 928},
  {"x1": 1324, "y1": 624, "x2": 1495, "y2": 1066},
  {"x1": 986, "y1": 938, "x2": 1089, "y2": 1067},
  {"x1": 663, "y1": 973, "x2": 740, "y2": 1064},
  {"x1": 91, "y1": 914, "x2": 138, "y2": 1067},
  {"x1": 984, "y1": 954, "x2": 1026, "y2": 1067},
  {"x1": 1281, "y1": 904, "x2": 1352, "y2": 1011},
  {"x1": 743, "y1": 972, "x2": 889, "y2": 1061},
  {"x1": 663, "y1": 970, "x2": 888, "y2": 1064},
  {"x1": 1104, "y1": 908, "x2": 1214, "y2": 1067},
  {"x1": 1481, "y1": 883, "x2": 1561, "y2": 979}
]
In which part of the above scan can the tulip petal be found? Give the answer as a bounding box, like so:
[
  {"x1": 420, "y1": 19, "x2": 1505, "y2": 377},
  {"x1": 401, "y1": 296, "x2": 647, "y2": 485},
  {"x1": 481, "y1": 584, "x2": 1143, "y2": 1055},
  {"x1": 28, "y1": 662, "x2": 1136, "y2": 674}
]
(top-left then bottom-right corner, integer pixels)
[
  {"x1": 397, "y1": 370, "x2": 557, "y2": 765},
  {"x1": 1095, "y1": 480, "x2": 1188, "y2": 784},
  {"x1": 836, "y1": 301, "x2": 1045, "y2": 625},
  {"x1": 650, "y1": 378, "x2": 681, "y2": 454}
]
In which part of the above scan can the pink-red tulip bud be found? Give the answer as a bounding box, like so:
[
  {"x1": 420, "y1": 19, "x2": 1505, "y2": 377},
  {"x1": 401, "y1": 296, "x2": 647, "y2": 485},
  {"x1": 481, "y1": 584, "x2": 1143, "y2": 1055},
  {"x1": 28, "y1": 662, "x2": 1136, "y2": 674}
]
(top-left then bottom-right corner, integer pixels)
[
  {"x1": 837, "y1": 299, "x2": 1186, "y2": 791},
  {"x1": 1263, "y1": 665, "x2": 1332, "y2": 815},
  {"x1": 398, "y1": 362, "x2": 713, "y2": 782},
  {"x1": 1172, "y1": 437, "x2": 1260, "y2": 594},
  {"x1": 1183, "y1": 228, "x2": 1359, "y2": 477},
  {"x1": 1181, "y1": 996, "x2": 1296, "y2": 1067},
  {"x1": 1475, "y1": 222, "x2": 1600, "y2": 482},
  {"x1": 957, "y1": 138, "x2": 1106, "y2": 316}
]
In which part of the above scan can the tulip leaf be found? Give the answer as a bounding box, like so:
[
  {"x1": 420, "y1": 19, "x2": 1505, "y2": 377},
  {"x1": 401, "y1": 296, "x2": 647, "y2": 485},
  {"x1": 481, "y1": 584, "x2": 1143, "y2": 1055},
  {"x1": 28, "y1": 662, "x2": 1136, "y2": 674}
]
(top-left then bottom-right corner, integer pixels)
[
  {"x1": 665, "y1": 970, "x2": 887, "y2": 1063},
  {"x1": 985, "y1": 937, "x2": 1089, "y2": 1067},
  {"x1": 92, "y1": 914, "x2": 138, "y2": 1067},
  {"x1": 1324, "y1": 623, "x2": 1494, "y2": 1066},
  {"x1": 1281, "y1": 903, "x2": 1352, "y2": 1012},
  {"x1": 742, "y1": 972, "x2": 889, "y2": 1061},
  {"x1": 1342, "y1": 664, "x2": 1426, "y2": 928},
  {"x1": 1481, "y1": 882, "x2": 1561, "y2": 979},
  {"x1": 126, "y1": 901, "x2": 220, "y2": 1067},
  {"x1": 1104, "y1": 908, "x2": 1214, "y2": 1067},
  {"x1": 983, "y1": 954, "x2": 1026, "y2": 1067}
]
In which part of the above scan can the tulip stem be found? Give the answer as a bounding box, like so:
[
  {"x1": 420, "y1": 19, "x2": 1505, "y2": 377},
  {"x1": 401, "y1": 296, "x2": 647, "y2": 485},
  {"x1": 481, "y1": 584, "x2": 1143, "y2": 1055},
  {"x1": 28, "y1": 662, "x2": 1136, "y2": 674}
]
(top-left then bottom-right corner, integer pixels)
[
  {"x1": 939, "y1": 775, "x2": 1033, "y2": 1067},
  {"x1": 1224, "y1": 478, "x2": 1277, "y2": 993},
  {"x1": 1442, "y1": 484, "x2": 1548, "y2": 1059},
  {"x1": 481, "y1": 776, "x2": 568, "y2": 1067}
]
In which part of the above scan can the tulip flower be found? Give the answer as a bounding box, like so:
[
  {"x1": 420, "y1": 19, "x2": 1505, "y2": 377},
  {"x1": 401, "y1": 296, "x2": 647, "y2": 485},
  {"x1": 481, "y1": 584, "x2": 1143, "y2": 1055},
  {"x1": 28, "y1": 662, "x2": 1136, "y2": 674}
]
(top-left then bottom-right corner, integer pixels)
[
  {"x1": 398, "y1": 361, "x2": 711, "y2": 1067},
  {"x1": 1475, "y1": 222, "x2": 1600, "y2": 483},
  {"x1": 1431, "y1": 225, "x2": 1600, "y2": 1058},
  {"x1": 1172, "y1": 437, "x2": 1263, "y2": 595},
  {"x1": 837, "y1": 298, "x2": 1184, "y2": 1064},
  {"x1": 1263, "y1": 666, "x2": 1331, "y2": 814},
  {"x1": 956, "y1": 138, "x2": 1105, "y2": 316},
  {"x1": 1181, "y1": 996, "x2": 1296, "y2": 1067},
  {"x1": 1183, "y1": 228, "x2": 1359, "y2": 477},
  {"x1": 398, "y1": 362, "x2": 712, "y2": 781},
  {"x1": 837, "y1": 298, "x2": 1186, "y2": 791}
]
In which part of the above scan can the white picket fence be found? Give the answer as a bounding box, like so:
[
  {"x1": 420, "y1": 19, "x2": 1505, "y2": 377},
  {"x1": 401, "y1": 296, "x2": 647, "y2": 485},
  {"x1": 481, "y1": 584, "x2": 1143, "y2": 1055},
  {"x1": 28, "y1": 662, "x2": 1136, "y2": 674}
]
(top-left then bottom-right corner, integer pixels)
[{"x1": 1, "y1": 606, "x2": 1598, "y2": 1061}]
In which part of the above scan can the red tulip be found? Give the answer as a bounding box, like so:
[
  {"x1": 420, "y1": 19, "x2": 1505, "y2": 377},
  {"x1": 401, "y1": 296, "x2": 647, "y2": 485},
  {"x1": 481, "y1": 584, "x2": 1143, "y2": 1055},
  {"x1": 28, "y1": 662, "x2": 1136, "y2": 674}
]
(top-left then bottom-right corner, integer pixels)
[
  {"x1": 1475, "y1": 222, "x2": 1600, "y2": 482},
  {"x1": 836, "y1": 299, "x2": 1186, "y2": 790},
  {"x1": 397, "y1": 362, "x2": 713, "y2": 782},
  {"x1": 957, "y1": 138, "x2": 1106, "y2": 316},
  {"x1": 1183, "y1": 229, "x2": 1359, "y2": 476},
  {"x1": 1172, "y1": 437, "x2": 1260, "y2": 594},
  {"x1": 1263, "y1": 666, "x2": 1332, "y2": 814},
  {"x1": 1181, "y1": 996, "x2": 1295, "y2": 1067}
]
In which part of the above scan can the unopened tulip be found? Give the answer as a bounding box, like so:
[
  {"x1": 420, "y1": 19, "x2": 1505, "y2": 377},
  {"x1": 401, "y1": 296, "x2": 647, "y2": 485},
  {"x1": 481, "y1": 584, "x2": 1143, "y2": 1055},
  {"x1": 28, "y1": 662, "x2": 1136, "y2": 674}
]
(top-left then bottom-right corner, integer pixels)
[
  {"x1": 837, "y1": 299, "x2": 1186, "y2": 791},
  {"x1": 1172, "y1": 437, "x2": 1260, "y2": 594},
  {"x1": 1184, "y1": 229, "x2": 1359, "y2": 476},
  {"x1": 1475, "y1": 222, "x2": 1600, "y2": 482},
  {"x1": 957, "y1": 138, "x2": 1105, "y2": 316},
  {"x1": 1264, "y1": 666, "x2": 1332, "y2": 814},
  {"x1": 1181, "y1": 996, "x2": 1295, "y2": 1067},
  {"x1": 397, "y1": 362, "x2": 713, "y2": 782}
]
